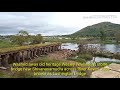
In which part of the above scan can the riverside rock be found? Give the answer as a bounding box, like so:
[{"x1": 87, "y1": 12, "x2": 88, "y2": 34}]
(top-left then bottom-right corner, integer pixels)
[{"x1": 91, "y1": 63, "x2": 120, "y2": 78}]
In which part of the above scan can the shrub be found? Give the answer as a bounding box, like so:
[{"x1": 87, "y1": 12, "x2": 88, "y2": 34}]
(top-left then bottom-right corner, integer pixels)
[
  {"x1": 75, "y1": 58, "x2": 86, "y2": 63},
  {"x1": 78, "y1": 54, "x2": 93, "y2": 61}
]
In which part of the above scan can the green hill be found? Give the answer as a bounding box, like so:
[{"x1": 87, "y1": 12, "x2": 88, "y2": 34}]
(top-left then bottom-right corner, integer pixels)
[{"x1": 70, "y1": 22, "x2": 120, "y2": 37}]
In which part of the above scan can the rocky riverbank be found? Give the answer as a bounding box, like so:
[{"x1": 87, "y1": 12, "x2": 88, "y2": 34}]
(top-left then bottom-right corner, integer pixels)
[
  {"x1": 94, "y1": 51, "x2": 120, "y2": 60},
  {"x1": 47, "y1": 49, "x2": 76, "y2": 60},
  {"x1": 91, "y1": 63, "x2": 120, "y2": 78}
]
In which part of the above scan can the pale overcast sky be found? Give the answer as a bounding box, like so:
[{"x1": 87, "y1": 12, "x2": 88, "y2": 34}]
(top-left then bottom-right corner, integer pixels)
[{"x1": 0, "y1": 12, "x2": 120, "y2": 36}]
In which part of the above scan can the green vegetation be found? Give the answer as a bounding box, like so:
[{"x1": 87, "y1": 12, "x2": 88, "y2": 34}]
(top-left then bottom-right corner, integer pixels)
[
  {"x1": 67, "y1": 57, "x2": 86, "y2": 63},
  {"x1": 11, "y1": 30, "x2": 30, "y2": 46},
  {"x1": 44, "y1": 37, "x2": 78, "y2": 43},
  {"x1": 0, "y1": 42, "x2": 60, "y2": 53},
  {"x1": 0, "y1": 30, "x2": 61, "y2": 53},
  {"x1": 100, "y1": 30, "x2": 106, "y2": 41},
  {"x1": 11, "y1": 30, "x2": 43, "y2": 46},
  {"x1": 0, "y1": 40, "x2": 19, "y2": 48},
  {"x1": 78, "y1": 54, "x2": 93, "y2": 61},
  {"x1": 67, "y1": 53, "x2": 93, "y2": 63},
  {"x1": 98, "y1": 61, "x2": 120, "y2": 65},
  {"x1": 43, "y1": 22, "x2": 120, "y2": 44},
  {"x1": 70, "y1": 22, "x2": 120, "y2": 37},
  {"x1": 0, "y1": 71, "x2": 11, "y2": 78},
  {"x1": 31, "y1": 34, "x2": 43, "y2": 44},
  {"x1": 0, "y1": 57, "x2": 81, "y2": 78},
  {"x1": 115, "y1": 32, "x2": 120, "y2": 43}
]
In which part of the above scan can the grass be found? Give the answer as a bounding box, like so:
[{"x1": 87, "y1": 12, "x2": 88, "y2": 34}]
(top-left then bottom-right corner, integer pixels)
[
  {"x1": 0, "y1": 42, "x2": 61, "y2": 53},
  {"x1": 44, "y1": 38, "x2": 78, "y2": 43},
  {"x1": 67, "y1": 57, "x2": 86, "y2": 63},
  {"x1": 78, "y1": 54, "x2": 93, "y2": 61},
  {"x1": 0, "y1": 56, "x2": 80, "y2": 78},
  {"x1": 95, "y1": 53, "x2": 112, "y2": 58},
  {"x1": 0, "y1": 70, "x2": 11, "y2": 78},
  {"x1": 67, "y1": 53, "x2": 93, "y2": 63},
  {"x1": 100, "y1": 40, "x2": 120, "y2": 44},
  {"x1": 0, "y1": 40, "x2": 18, "y2": 48},
  {"x1": 98, "y1": 61, "x2": 120, "y2": 65}
]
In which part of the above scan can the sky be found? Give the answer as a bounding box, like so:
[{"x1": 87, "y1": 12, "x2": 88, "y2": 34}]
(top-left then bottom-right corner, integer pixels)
[{"x1": 0, "y1": 12, "x2": 120, "y2": 36}]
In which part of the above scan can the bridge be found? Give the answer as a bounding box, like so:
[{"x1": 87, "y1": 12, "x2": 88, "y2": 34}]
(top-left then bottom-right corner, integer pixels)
[{"x1": 0, "y1": 43, "x2": 61, "y2": 67}]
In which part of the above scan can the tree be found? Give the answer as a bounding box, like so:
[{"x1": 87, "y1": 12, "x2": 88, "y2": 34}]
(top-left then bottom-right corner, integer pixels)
[
  {"x1": 11, "y1": 30, "x2": 29, "y2": 46},
  {"x1": 100, "y1": 31, "x2": 106, "y2": 41},
  {"x1": 18, "y1": 30, "x2": 29, "y2": 36},
  {"x1": 32, "y1": 34, "x2": 43, "y2": 44},
  {"x1": 115, "y1": 32, "x2": 120, "y2": 43}
]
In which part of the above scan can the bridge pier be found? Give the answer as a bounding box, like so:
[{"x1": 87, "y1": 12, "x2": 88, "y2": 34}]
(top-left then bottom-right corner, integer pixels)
[
  {"x1": 26, "y1": 50, "x2": 32, "y2": 60},
  {"x1": 51, "y1": 46, "x2": 53, "y2": 52},
  {"x1": 12, "y1": 52, "x2": 21, "y2": 63},
  {"x1": 38, "y1": 48, "x2": 42, "y2": 56},
  {"x1": 39, "y1": 48, "x2": 42, "y2": 56},
  {"x1": 0, "y1": 55, "x2": 2, "y2": 66},
  {"x1": 30, "y1": 50, "x2": 34, "y2": 59},
  {"x1": 33, "y1": 49, "x2": 38, "y2": 57},
  {"x1": 21, "y1": 51, "x2": 25, "y2": 62},
  {"x1": 1, "y1": 54, "x2": 9, "y2": 67}
]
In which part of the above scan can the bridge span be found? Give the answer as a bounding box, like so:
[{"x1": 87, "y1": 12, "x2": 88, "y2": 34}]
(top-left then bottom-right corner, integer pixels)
[{"x1": 0, "y1": 43, "x2": 61, "y2": 67}]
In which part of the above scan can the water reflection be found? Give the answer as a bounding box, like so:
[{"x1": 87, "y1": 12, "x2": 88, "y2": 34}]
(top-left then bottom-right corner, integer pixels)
[
  {"x1": 92, "y1": 57, "x2": 120, "y2": 62},
  {"x1": 61, "y1": 43, "x2": 78, "y2": 50},
  {"x1": 62, "y1": 43, "x2": 120, "y2": 53},
  {"x1": 100, "y1": 44, "x2": 120, "y2": 53},
  {"x1": 62, "y1": 43, "x2": 120, "y2": 62}
]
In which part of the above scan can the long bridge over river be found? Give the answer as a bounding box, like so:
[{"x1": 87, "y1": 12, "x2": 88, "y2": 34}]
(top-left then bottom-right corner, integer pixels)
[{"x1": 0, "y1": 43, "x2": 61, "y2": 67}]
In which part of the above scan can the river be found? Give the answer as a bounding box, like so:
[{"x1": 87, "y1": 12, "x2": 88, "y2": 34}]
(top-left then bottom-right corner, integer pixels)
[{"x1": 61, "y1": 43, "x2": 120, "y2": 62}]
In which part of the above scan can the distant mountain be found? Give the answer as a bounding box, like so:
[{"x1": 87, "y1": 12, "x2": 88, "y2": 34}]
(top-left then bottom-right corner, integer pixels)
[{"x1": 70, "y1": 22, "x2": 120, "y2": 37}]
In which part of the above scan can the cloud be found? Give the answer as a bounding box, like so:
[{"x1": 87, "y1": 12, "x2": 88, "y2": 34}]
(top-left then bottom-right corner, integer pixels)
[{"x1": 0, "y1": 12, "x2": 120, "y2": 36}]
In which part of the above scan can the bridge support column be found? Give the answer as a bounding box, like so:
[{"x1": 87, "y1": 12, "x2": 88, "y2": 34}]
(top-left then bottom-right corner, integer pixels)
[
  {"x1": 54, "y1": 46, "x2": 56, "y2": 51},
  {"x1": 48, "y1": 47, "x2": 50, "y2": 53},
  {"x1": 39, "y1": 48, "x2": 42, "y2": 56},
  {"x1": 27, "y1": 50, "x2": 32, "y2": 60},
  {"x1": 14, "y1": 52, "x2": 21, "y2": 63},
  {"x1": 21, "y1": 51, "x2": 25, "y2": 62},
  {"x1": 42, "y1": 48, "x2": 46, "y2": 55},
  {"x1": 56, "y1": 46, "x2": 58, "y2": 51},
  {"x1": 1, "y1": 54, "x2": 9, "y2": 67},
  {"x1": 51, "y1": 46, "x2": 53, "y2": 52},
  {"x1": 34, "y1": 49, "x2": 38, "y2": 57},
  {"x1": 59, "y1": 45, "x2": 61, "y2": 50},
  {"x1": 30, "y1": 50, "x2": 34, "y2": 59},
  {"x1": 38, "y1": 48, "x2": 42, "y2": 56},
  {"x1": 0, "y1": 55, "x2": 2, "y2": 66},
  {"x1": 50, "y1": 47, "x2": 52, "y2": 53},
  {"x1": 55, "y1": 46, "x2": 57, "y2": 51},
  {"x1": 45, "y1": 47, "x2": 48, "y2": 55},
  {"x1": 53, "y1": 46, "x2": 55, "y2": 51}
]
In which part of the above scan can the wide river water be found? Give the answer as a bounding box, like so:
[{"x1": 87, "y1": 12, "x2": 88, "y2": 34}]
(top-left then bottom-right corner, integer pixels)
[{"x1": 61, "y1": 43, "x2": 120, "y2": 62}]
